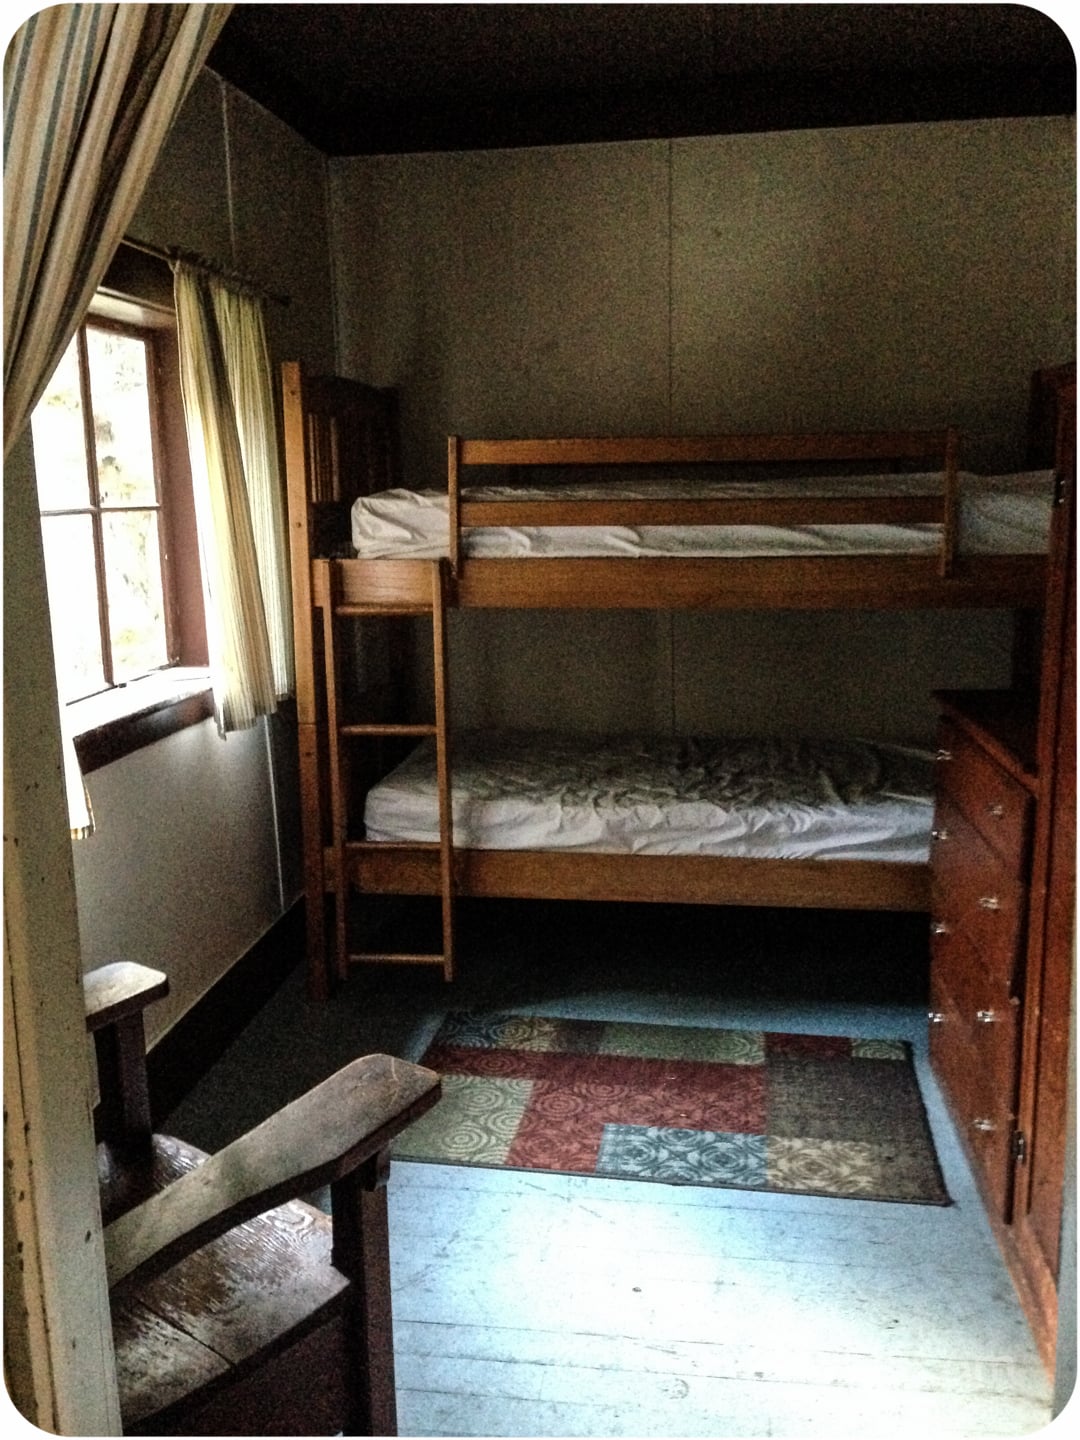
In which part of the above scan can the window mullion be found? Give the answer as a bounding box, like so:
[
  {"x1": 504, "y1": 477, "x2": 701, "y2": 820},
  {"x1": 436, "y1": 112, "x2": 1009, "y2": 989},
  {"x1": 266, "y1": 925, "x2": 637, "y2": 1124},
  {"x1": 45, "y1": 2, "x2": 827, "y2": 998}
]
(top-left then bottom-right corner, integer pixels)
[{"x1": 77, "y1": 327, "x2": 114, "y2": 689}]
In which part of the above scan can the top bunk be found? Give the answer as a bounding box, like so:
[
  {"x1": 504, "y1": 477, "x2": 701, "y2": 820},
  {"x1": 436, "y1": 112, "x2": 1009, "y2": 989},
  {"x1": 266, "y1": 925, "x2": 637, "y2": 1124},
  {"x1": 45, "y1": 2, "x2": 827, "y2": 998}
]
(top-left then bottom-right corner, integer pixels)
[{"x1": 281, "y1": 361, "x2": 1056, "y2": 614}]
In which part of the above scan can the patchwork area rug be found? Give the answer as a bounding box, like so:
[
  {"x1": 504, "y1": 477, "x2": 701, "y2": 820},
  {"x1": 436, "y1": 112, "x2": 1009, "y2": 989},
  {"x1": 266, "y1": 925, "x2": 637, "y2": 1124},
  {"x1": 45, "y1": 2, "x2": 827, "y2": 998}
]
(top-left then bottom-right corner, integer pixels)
[{"x1": 394, "y1": 1012, "x2": 951, "y2": 1205}]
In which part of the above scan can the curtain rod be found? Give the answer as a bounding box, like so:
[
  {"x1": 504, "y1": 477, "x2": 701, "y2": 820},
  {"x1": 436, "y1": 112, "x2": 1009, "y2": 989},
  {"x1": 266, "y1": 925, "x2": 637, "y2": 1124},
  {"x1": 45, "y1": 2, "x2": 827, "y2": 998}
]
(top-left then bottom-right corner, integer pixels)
[{"x1": 121, "y1": 235, "x2": 291, "y2": 306}]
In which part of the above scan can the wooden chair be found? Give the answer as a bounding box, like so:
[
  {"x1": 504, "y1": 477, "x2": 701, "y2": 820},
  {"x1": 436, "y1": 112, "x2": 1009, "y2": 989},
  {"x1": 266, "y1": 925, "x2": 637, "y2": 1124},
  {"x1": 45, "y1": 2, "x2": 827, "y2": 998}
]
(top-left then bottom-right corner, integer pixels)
[{"x1": 84, "y1": 961, "x2": 440, "y2": 1435}]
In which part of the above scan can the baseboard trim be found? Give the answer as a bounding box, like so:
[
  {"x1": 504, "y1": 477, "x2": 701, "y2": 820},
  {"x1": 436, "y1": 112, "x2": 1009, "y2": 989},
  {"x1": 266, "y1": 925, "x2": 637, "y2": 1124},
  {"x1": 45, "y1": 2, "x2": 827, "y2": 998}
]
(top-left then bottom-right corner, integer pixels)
[{"x1": 148, "y1": 899, "x2": 305, "y2": 1124}]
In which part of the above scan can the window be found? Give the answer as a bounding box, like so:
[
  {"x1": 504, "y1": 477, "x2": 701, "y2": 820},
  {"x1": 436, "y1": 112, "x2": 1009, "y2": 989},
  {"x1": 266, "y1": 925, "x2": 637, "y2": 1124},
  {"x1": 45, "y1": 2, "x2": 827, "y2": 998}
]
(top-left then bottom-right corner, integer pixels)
[
  {"x1": 30, "y1": 268, "x2": 211, "y2": 770},
  {"x1": 32, "y1": 320, "x2": 177, "y2": 700}
]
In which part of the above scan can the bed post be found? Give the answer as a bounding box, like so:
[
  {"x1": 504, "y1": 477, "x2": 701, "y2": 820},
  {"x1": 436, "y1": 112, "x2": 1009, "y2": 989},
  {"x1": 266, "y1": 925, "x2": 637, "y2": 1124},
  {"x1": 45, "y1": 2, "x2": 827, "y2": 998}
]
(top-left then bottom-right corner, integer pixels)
[
  {"x1": 281, "y1": 361, "x2": 331, "y2": 999},
  {"x1": 432, "y1": 558, "x2": 455, "y2": 981},
  {"x1": 448, "y1": 435, "x2": 462, "y2": 578}
]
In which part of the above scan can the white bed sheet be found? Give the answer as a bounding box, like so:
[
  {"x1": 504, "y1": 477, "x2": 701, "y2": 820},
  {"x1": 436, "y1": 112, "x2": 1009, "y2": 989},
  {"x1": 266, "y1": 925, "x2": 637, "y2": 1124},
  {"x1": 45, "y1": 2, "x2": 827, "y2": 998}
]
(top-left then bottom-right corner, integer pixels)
[
  {"x1": 350, "y1": 471, "x2": 1053, "y2": 560},
  {"x1": 363, "y1": 731, "x2": 935, "y2": 862}
]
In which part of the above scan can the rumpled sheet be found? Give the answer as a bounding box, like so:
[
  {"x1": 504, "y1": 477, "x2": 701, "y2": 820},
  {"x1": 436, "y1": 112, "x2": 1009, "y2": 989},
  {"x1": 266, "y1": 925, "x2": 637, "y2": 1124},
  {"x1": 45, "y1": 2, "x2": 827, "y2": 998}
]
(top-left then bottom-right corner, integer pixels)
[{"x1": 363, "y1": 731, "x2": 935, "y2": 861}]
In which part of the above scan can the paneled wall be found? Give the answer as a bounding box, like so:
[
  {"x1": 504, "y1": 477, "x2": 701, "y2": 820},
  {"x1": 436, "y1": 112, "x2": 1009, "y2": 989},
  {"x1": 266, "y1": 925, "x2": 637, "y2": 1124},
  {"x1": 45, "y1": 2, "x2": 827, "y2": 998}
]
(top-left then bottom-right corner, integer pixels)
[
  {"x1": 329, "y1": 117, "x2": 1075, "y2": 742},
  {"x1": 70, "y1": 72, "x2": 336, "y2": 1042}
]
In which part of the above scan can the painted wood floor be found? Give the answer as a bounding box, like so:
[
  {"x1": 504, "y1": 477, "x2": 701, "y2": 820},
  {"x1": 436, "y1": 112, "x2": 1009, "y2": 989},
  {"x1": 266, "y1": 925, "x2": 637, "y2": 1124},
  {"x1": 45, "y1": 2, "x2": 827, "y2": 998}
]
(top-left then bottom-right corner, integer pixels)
[{"x1": 167, "y1": 902, "x2": 1057, "y2": 1437}]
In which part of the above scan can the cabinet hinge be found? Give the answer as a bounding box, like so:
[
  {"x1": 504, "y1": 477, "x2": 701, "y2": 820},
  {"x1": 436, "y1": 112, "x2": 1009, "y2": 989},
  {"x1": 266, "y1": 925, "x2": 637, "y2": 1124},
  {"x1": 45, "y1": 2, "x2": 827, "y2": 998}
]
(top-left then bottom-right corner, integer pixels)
[
  {"x1": 1054, "y1": 468, "x2": 1069, "y2": 506},
  {"x1": 1011, "y1": 1130, "x2": 1028, "y2": 1163}
]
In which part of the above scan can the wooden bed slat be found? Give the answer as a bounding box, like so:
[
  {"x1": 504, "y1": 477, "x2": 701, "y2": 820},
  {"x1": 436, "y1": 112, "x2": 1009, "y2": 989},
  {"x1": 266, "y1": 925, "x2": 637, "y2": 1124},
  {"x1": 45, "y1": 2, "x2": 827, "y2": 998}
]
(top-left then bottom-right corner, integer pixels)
[
  {"x1": 326, "y1": 554, "x2": 1045, "y2": 612},
  {"x1": 459, "y1": 494, "x2": 946, "y2": 530},
  {"x1": 349, "y1": 953, "x2": 447, "y2": 968},
  {"x1": 450, "y1": 553, "x2": 1046, "y2": 611},
  {"x1": 457, "y1": 430, "x2": 952, "y2": 467},
  {"x1": 336, "y1": 844, "x2": 931, "y2": 913}
]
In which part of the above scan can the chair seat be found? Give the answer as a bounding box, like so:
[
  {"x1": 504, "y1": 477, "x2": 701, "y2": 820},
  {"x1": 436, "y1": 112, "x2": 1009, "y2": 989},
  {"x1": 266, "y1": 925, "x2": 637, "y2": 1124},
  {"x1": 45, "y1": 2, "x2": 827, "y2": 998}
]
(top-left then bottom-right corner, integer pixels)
[{"x1": 104, "y1": 1135, "x2": 351, "y2": 1435}]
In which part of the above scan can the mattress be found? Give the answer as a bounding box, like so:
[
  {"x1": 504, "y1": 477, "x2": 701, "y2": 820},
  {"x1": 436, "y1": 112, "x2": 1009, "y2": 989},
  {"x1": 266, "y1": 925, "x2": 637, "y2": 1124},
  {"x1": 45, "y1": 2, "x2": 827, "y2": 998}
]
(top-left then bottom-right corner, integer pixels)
[
  {"x1": 363, "y1": 731, "x2": 935, "y2": 862},
  {"x1": 350, "y1": 471, "x2": 1054, "y2": 560}
]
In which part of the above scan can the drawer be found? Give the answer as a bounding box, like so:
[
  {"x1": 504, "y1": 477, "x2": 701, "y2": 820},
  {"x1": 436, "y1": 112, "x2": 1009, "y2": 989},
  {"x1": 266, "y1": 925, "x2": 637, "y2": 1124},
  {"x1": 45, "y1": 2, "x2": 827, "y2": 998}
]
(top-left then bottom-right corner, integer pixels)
[
  {"x1": 934, "y1": 718, "x2": 1032, "y2": 866},
  {"x1": 930, "y1": 801, "x2": 1027, "y2": 984},
  {"x1": 928, "y1": 987, "x2": 1016, "y2": 1222},
  {"x1": 929, "y1": 928, "x2": 1020, "y2": 1107}
]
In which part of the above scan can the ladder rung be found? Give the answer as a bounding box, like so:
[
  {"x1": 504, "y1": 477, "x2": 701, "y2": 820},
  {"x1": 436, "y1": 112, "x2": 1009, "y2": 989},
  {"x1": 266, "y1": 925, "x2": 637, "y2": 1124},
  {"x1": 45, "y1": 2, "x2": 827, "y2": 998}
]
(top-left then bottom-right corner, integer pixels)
[
  {"x1": 340, "y1": 722, "x2": 437, "y2": 737},
  {"x1": 349, "y1": 952, "x2": 448, "y2": 967},
  {"x1": 336, "y1": 604, "x2": 433, "y2": 617},
  {"x1": 348, "y1": 839, "x2": 443, "y2": 852}
]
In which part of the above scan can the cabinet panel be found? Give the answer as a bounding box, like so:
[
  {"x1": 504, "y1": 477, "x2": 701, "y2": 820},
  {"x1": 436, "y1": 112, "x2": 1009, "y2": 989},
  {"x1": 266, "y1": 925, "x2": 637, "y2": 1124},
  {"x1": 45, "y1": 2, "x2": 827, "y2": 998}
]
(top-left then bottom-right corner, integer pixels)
[
  {"x1": 935, "y1": 717, "x2": 1033, "y2": 864},
  {"x1": 930, "y1": 921, "x2": 1021, "y2": 1116},
  {"x1": 929, "y1": 977, "x2": 1017, "y2": 1221},
  {"x1": 930, "y1": 798, "x2": 1028, "y2": 985}
]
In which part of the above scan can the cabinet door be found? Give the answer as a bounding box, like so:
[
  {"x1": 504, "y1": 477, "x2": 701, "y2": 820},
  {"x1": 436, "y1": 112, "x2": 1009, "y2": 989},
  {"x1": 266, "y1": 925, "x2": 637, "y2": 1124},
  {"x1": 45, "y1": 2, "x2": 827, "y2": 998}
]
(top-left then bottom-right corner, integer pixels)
[
  {"x1": 1011, "y1": 400, "x2": 1075, "y2": 1367},
  {"x1": 930, "y1": 798, "x2": 1028, "y2": 986},
  {"x1": 929, "y1": 940, "x2": 1021, "y2": 1221}
]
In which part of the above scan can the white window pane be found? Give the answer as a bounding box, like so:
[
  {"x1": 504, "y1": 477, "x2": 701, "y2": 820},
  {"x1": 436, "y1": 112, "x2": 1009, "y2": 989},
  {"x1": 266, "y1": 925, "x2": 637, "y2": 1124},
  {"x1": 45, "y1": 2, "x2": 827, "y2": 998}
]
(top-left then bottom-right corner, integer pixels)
[
  {"x1": 40, "y1": 515, "x2": 105, "y2": 701},
  {"x1": 86, "y1": 328, "x2": 157, "y2": 506},
  {"x1": 30, "y1": 337, "x2": 91, "y2": 511},
  {"x1": 102, "y1": 510, "x2": 168, "y2": 680}
]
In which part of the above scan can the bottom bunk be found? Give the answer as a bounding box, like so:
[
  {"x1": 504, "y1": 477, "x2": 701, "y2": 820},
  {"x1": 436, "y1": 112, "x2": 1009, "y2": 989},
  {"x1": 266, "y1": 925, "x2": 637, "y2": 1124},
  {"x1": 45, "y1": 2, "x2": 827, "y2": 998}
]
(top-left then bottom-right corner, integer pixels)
[{"x1": 334, "y1": 732, "x2": 934, "y2": 922}]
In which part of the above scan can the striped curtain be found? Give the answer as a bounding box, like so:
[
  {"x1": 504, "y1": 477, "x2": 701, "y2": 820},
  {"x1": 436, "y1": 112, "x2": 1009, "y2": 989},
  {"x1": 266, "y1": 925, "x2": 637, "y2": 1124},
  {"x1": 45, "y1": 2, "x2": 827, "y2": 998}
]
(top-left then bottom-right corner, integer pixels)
[
  {"x1": 4, "y1": 3, "x2": 230, "y2": 833},
  {"x1": 3, "y1": 4, "x2": 231, "y2": 458},
  {"x1": 211, "y1": 281, "x2": 295, "y2": 701},
  {"x1": 173, "y1": 263, "x2": 286, "y2": 734}
]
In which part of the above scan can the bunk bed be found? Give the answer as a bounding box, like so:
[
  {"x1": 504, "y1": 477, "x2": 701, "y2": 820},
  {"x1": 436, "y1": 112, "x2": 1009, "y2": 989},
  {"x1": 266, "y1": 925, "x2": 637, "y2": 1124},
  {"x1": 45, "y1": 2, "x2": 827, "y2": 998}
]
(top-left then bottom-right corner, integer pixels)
[{"x1": 281, "y1": 360, "x2": 1054, "y2": 996}]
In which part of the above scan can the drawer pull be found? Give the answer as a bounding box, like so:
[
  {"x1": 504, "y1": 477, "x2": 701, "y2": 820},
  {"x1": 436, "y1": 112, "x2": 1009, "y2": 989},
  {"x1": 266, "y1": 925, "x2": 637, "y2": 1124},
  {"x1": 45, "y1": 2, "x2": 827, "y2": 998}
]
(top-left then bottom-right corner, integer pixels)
[
  {"x1": 975, "y1": 1009, "x2": 998, "y2": 1024},
  {"x1": 930, "y1": 920, "x2": 950, "y2": 936},
  {"x1": 928, "y1": 1010, "x2": 946, "y2": 1024},
  {"x1": 931, "y1": 827, "x2": 950, "y2": 842},
  {"x1": 971, "y1": 1118, "x2": 996, "y2": 1133},
  {"x1": 986, "y1": 802, "x2": 1006, "y2": 818},
  {"x1": 935, "y1": 748, "x2": 953, "y2": 763},
  {"x1": 977, "y1": 895, "x2": 1002, "y2": 911}
]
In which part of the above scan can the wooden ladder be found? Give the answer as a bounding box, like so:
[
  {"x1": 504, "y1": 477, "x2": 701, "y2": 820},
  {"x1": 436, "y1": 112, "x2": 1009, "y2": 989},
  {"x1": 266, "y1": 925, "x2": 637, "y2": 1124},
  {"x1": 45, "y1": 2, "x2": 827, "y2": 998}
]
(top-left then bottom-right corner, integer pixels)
[{"x1": 321, "y1": 558, "x2": 455, "y2": 981}]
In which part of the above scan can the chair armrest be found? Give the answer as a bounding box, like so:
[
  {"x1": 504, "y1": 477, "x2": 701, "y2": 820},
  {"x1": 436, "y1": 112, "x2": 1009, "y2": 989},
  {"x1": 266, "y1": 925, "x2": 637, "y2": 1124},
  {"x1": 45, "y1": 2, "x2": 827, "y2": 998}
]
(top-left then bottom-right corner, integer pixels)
[
  {"x1": 84, "y1": 961, "x2": 169, "y2": 1032},
  {"x1": 104, "y1": 1053, "x2": 440, "y2": 1294}
]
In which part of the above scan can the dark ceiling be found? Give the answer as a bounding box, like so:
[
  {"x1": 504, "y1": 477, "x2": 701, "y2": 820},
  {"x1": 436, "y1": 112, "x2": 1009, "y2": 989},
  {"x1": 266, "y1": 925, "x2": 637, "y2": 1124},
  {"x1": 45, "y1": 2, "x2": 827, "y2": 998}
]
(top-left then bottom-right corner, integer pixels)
[{"x1": 207, "y1": 3, "x2": 1076, "y2": 157}]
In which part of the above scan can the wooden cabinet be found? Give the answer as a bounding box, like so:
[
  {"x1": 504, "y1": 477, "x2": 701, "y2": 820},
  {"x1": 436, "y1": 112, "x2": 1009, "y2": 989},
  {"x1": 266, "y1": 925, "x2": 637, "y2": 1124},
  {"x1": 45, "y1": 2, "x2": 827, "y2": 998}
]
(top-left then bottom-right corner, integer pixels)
[{"x1": 929, "y1": 695, "x2": 1038, "y2": 1221}]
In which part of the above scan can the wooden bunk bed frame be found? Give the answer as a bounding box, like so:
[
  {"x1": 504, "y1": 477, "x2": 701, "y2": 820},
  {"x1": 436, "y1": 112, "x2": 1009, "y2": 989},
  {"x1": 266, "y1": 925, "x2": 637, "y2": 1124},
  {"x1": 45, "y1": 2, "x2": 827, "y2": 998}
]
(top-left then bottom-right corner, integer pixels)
[{"x1": 281, "y1": 360, "x2": 1050, "y2": 996}]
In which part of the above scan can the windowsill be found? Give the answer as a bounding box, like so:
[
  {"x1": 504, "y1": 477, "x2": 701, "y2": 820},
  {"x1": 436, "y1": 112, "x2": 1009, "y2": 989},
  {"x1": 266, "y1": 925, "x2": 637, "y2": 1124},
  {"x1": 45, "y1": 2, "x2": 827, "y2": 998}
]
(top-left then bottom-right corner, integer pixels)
[{"x1": 71, "y1": 669, "x2": 214, "y2": 774}]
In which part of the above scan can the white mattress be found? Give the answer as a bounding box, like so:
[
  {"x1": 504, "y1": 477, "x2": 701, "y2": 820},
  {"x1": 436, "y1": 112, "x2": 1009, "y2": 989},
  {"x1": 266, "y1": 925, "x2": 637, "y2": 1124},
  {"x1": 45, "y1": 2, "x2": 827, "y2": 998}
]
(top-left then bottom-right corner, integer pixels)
[
  {"x1": 363, "y1": 731, "x2": 935, "y2": 862},
  {"x1": 350, "y1": 471, "x2": 1053, "y2": 560}
]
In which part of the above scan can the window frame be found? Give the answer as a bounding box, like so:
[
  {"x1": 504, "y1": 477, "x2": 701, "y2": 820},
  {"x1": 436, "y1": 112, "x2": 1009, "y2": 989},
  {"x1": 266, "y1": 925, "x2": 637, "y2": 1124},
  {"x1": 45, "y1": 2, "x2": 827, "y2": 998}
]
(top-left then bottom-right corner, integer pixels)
[{"x1": 37, "y1": 247, "x2": 214, "y2": 773}]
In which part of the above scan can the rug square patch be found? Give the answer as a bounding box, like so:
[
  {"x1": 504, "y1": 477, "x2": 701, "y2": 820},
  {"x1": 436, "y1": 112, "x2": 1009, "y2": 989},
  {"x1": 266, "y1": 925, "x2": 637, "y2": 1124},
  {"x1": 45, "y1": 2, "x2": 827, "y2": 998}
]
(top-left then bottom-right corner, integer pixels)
[
  {"x1": 432, "y1": 1011, "x2": 603, "y2": 1053},
  {"x1": 392, "y1": 1074, "x2": 532, "y2": 1164},
  {"x1": 851, "y1": 1038, "x2": 909, "y2": 1061},
  {"x1": 765, "y1": 1032, "x2": 853, "y2": 1059},
  {"x1": 506, "y1": 1093, "x2": 606, "y2": 1172},
  {"x1": 597, "y1": 1125, "x2": 768, "y2": 1187},
  {"x1": 600, "y1": 1022, "x2": 765, "y2": 1065},
  {"x1": 520, "y1": 1071, "x2": 764, "y2": 1134},
  {"x1": 767, "y1": 1055, "x2": 930, "y2": 1145},
  {"x1": 767, "y1": 1135, "x2": 943, "y2": 1203}
]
